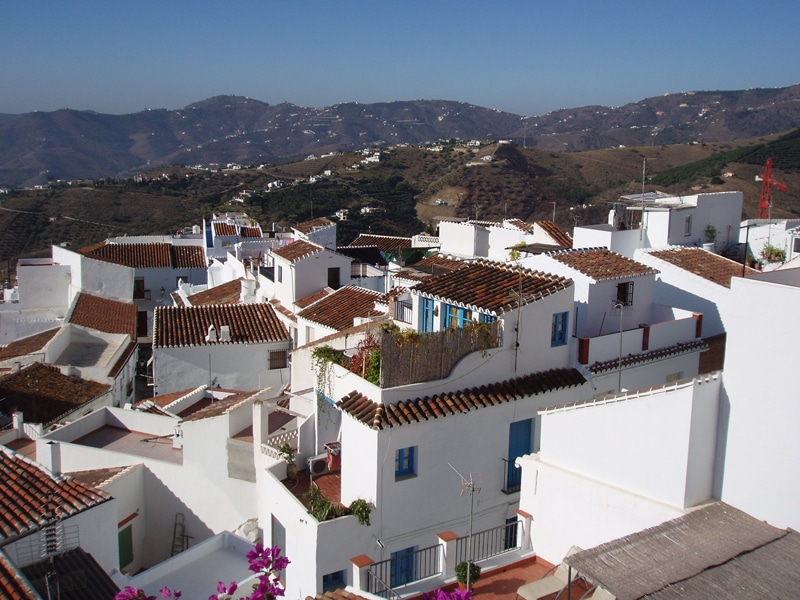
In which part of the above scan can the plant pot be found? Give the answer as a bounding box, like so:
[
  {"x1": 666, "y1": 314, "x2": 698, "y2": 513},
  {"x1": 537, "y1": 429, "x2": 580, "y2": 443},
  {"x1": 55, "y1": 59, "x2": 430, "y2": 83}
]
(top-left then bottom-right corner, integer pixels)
[{"x1": 286, "y1": 462, "x2": 297, "y2": 481}]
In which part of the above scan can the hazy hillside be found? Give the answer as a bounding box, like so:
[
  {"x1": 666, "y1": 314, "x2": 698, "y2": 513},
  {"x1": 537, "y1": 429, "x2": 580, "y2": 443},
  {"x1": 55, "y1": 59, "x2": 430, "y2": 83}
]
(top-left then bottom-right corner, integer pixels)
[
  {"x1": 2, "y1": 85, "x2": 800, "y2": 188},
  {"x1": 1, "y1": 128, "x2": 798, "y2": 285}
]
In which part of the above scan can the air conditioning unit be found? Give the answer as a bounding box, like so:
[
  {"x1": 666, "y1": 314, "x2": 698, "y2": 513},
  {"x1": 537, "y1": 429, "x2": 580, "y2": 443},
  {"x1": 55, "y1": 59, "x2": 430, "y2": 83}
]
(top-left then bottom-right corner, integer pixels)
[{"x1": 308, "y1": 453, "x2": 330, "y2": 478}]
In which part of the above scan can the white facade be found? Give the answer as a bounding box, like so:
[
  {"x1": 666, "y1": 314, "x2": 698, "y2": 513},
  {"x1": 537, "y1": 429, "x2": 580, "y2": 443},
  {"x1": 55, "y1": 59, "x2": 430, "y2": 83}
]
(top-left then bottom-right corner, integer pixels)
[
  {"x1": 520, "y1": 372, "x2": 721, "y2": 563},
  {"x1": 268, "y1": 246, "x2": 352, "y2": 310},
  {"x1": 719, "y1": 272, "x2": 800, "y2": 530},
  {"x1": 634, "y1": 247, "x2": 744, "y2": 337},
  {"x1": 152, "y1": 338, "x2": 290, "y2": 396},
  {"x1": 574, "y1": 191, "x2": 743, "y2": 259}
]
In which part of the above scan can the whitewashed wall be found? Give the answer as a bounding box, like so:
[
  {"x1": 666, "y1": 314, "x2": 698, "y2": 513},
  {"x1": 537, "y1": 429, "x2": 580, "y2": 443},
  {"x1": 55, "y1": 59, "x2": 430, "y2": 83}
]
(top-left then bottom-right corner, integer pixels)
[
  {"x1": 538, "y1": 374, "x2": 720, "y2": 509},
  {"x1": 104, "y1": 465, "x2": 147, "y2": 574},
  {"x1": 153, "y1": 341, "x2": 289, "y2": 396},
  {"x1": 518, "y1": 454, "x2": 684, "y2": 564},
  {"x1": 720, "y1": 275, "x2": 800, "y2": 530}
]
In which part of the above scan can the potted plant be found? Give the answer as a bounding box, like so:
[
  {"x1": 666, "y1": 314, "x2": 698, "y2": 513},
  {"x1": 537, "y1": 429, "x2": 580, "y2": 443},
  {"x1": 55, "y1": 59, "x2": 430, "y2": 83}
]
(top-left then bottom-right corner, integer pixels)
[
  {"x1": 278, "y1": 443, "x2": 297, "y2": 481},
  {"x1": 455, "y1": 560, "x2": 481, "y2": 590}
]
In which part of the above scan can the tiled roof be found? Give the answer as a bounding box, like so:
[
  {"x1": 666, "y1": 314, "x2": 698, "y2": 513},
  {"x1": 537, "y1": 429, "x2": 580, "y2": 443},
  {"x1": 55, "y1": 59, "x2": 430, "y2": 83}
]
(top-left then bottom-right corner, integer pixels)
[
  {"x1": 272, "y1": 240, "x2": 324, "y2": 262},
  {"x1": 79, "y1": 242, "x2": 206, "y2": 269},
  {"x1": 647, "y1": 247, "x2": 757, "y2": 288},
  {"x1": 0, "y1": 447, "x2": 110, "y2": 543},
  {"x1": 213, "y1": 222, "x2": 238, "y2": 236},
  {"x1": 338, "y1": 368, "x2": 586, "y2": 429},
  {"x1": 413, "y1": 260, "x2": 572, "y2": 315},
  {"x1": 180, "y1": 392, "x2": 252, "y2": 423},
  {"x1": 0, "y1": 363, "x2": 110, "y2": 425},
  {"x1": 269, "y1": 299, "x2": 297, "y2": 323},
  {"x1": 23, "y1": 546, "x2": 120, "y2": 599},
  {"x1": 154, "y1": 303, "x2": 289, "y2": 347},
  {"x1": 239, "y1": 226, "x2": 262, "y2": 238},
  {"x1": 504, "y1": 218, "x2": 535, "y2": 232},
  {"x1": 108, "y1": 340, "x2": 137, "y2": 378},
  {"x1": 336, "y1": 245, "x2": 388, "y2": 266},
  {"x1": 69, "y1": 293, "x2": 137, "y2": 338},
  {"x1": 186, "y1": 279, "x2": 243, "y2": 306},
  {"x1": 298, "y1": 286, "x2": 383, "y2": 331},
  {"x1": 587, "y1": 340, "x2": 708, "y2": 374},
  {"x1": 536, "y1": 220, "x2": 573, "y2": 247},
  {"x1": 548, "y1": 248, "x2": 658, "y2": 281},
  {"x1": 0, "y1": 329, "x2": 59, "y2": 361},
  {"x1": 67, "y1": 465, "x2": 131, "y2": 489},
  {"x1": 348, "y1": 234, "x2": 412, "y2": 253},
  {"x1": 0, "y1": 549, "x2": 39, "y2": 599},
  {"x1": 294, "y1": 288, "x2": 332, "y2": 310},
  {"x1": 395, "y1": 254, "x2": 468, "y2": 282},
  {"x1": 294, "y1": 216, "x2": 334, "y2": 234}
]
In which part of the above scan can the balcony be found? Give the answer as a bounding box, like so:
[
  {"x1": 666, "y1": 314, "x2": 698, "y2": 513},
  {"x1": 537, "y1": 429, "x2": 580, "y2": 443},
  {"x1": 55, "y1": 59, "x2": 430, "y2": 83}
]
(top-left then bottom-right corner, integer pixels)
[{"x1": 577, "y1": 304, "x2": 701, "y2": 367}]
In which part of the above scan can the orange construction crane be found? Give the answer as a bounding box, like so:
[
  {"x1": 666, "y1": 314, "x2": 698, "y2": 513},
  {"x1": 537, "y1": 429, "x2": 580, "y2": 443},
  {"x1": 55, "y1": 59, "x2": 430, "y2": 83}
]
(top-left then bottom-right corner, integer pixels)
[{"x1": 756, "y1": 158, "x2": 788, "y2": 219}]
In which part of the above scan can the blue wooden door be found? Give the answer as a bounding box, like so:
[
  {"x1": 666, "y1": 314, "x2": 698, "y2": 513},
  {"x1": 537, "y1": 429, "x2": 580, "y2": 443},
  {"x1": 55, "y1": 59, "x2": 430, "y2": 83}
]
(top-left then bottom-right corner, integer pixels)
[{"x1": 506, "y1": 419, "x2": 532, "y2": 490}]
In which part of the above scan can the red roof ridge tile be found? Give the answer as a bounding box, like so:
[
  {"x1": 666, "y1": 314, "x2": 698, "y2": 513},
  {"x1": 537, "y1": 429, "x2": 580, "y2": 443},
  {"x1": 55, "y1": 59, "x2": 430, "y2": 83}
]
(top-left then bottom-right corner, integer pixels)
[{"x1": 338, "y1": 368, "x2": 586, "y2": 429}]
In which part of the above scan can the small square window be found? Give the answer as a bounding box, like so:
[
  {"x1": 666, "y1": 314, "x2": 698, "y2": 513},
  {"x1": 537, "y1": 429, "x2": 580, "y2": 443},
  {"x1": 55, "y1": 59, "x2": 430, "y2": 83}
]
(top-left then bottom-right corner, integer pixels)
[
  {"x1": 616, "y1": 281, "x2": 634, "y2": 307},
  {"x1": 269, "y1": 349, "x2": 288, "y2": 370},
  {"x1": 322, "y1": 570, "x2": 345, "y2": 592},
  {"x1": 551, "y1": 312, "x2": 568, "y2": 346},
  {"x1": 395, "y1": 446, "x2": 416, "y2": 480}
]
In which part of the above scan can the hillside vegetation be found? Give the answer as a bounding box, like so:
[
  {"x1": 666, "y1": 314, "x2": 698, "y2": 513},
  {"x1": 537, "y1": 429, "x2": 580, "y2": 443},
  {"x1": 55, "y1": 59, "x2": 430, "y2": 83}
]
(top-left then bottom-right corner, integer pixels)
[{"x1": 1, "y1": 129, "x2": 799, "y2": 284}]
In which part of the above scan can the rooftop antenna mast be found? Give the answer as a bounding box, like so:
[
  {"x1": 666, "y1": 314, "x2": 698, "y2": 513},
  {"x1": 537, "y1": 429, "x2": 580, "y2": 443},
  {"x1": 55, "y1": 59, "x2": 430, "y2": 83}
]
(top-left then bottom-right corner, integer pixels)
[
  {"x1": 640, "y1": 158, "x2": 647, "y2": 241},
  {"x1": 40, "y1": 494, "x2": 64, "y2": 600},
  {"x1": 449, "y1": 463, "x2": 482, "y2": 590}
]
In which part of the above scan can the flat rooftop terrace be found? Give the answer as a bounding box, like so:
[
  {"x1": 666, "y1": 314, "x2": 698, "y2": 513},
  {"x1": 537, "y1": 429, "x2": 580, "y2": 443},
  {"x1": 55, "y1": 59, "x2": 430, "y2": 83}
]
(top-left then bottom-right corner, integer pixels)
[{"x1": 74, "y1": 425, "x2": 182, "y2": 464}]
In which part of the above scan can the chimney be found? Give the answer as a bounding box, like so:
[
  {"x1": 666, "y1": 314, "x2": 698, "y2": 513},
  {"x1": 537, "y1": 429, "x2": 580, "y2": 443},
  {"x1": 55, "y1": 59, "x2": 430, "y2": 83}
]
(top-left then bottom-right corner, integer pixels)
[
  {"x1": 219, "y1": 325, "x2": 231, "y2": 342},
  {"x1": 40, "y1": 441, "x2": 61, "y2": 475},
  {"x1": 206, "y1": 324, "x2": 217, "y2": 342}
]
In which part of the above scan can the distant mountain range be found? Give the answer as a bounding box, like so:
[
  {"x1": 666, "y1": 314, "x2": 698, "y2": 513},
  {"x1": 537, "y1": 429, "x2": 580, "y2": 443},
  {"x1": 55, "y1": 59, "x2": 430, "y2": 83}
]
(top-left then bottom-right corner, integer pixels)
[{"x1": 2, "y1": 85, "x2": 800, "y2": 188}]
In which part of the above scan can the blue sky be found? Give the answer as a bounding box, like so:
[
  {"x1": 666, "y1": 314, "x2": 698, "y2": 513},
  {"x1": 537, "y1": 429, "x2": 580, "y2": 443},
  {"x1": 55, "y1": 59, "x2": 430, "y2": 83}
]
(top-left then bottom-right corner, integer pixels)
[{"x1": 3, "y1": 1, "x2": 799, "y2": 117}]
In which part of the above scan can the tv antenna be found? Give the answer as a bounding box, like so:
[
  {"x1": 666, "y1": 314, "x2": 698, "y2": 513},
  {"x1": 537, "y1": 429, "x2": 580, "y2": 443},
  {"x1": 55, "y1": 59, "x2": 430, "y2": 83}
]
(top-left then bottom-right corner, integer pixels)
[{"x1": 449, "y1": 463, "x2": 482, "y2": 590}]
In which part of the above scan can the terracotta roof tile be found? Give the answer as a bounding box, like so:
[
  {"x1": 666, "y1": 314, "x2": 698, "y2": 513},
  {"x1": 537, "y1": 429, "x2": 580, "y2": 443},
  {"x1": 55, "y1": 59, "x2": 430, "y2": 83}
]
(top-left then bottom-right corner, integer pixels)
[
  {"x1": 348, "y1": 234, "x2": 412, "y2": 253},
  {"x1": 338, "y1": 368, "x2": 586, "y2": 429},
  {"x1": 272, "y1": 240, "x2": 324, "y2": 263},
  {"x1": 213, "y1": 222, "x2": 238, "y2": 237},
  {"x1": 108, "y1": 340, "x2": 137, "y2": 378},
  {"x1": 0, "y1": 329, "x2": 59, "y2": 361},
  {"x1": 293, "y1": 217, "x2": 334, "y2": 235},
  {"x1": 298, "y1": 286, "x2": 383, "y2": 331},
  {"x1": 549, "y1": 248, "x2": 658, "y2": 280},
  {"x1": 269, "y1": 299, "x2": 297, "y2": 323},
  {"x1": 186, "y1": 279, "x2": 244, "y2": 306},
  {"x1": 154, "y1": 303, "x2": 289, "y2": 347},
  {"x1": 587, "y1": 340, "x2": 708, "y2": 374},
  {"x1": 79, "y1": 242, "x2": 206, "y2": 269},
  {"x1": 0, "y1": 447, "x2": 110, "y2": 543},
  {"x1": 395, "y1": 254, "x2": 468, "y2": 282},
  {"x1": 413, "y1": 260, "x2": 572, "y2": 315},
  {"x1": 336, "y1": 245, "x2": 387, "y2": 266},
  {"x1": 179, "y1": 392, "x2": 252, "y2": 423},
  {"x1": 67, "y1": 465, "x2": 131, "y2": 489},
  {"x1": 294, "y1": 288, "x2": 332, "y2": 310},
  {"x1": 0, "y1": 550, "x2": 39, "y2": 599},
  {"x1": 647, "y1": 247, "x2": 757, "y2": 288},
  {"x1": 536, "y1": 220, "x2": 573, "y2": 247},
  {"x1": 69, "y1": 293, "x2": 137, "y2": 338},
  {"x1": 239, "y1": 226, "x2": 262, "y2": 238},
  {"x1": 504, "y1": 218, "x2": 536, "y2": 232},
  {"x1": 0, "y1": 363, "x2": 110, "y2": 425}
]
